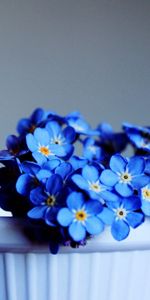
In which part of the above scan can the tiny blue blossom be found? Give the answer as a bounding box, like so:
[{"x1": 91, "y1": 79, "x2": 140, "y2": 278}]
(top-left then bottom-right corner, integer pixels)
[
  {"x1": 26, "y1": 128, "x2": 69, "y2": 165},
  {"x1": 0, "y1": 135, "x2": 28, "y2": 162},
  {"x1": 16, "y1": 161, "x2": 41, "y2": 196},
  {"x1": 72, "y1": 164, "x2": 119, "y2": 202},
  {"x1": 83, "y1": 138, "x2": 104, "y2": 162},
  {"x1": 97, "y1": 122, "x2": 128, "y2": 154},
  {"x1": 123, "y1": 122, "x2": 150, "y2": 153},
  {"x1": 57, "y1": 192, "x2": 104, "y2": 242},
  {"x1": 28, "y1": 174, "x2": 63, "y2": 226},
  {"x1": 45, "y1": 121, "x2": 75, "y2": 159},
  {"x1": 98, "y1": 196, "x2": 144, "y2": 240},
  {"x1": 66, "y1": 112, "x2": 99, "y2": 136},
  {"x1": 17, "y1": 108, "x2": 46, "y2": 135},
  {"x1": 100, "y1": 154, "x2": 149, "y2": 197}
]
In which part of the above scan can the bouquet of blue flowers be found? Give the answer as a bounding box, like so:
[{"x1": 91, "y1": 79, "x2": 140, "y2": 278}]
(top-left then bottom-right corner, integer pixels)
[{"x1": 0, "y1": 108, "x2": 150, "y2": 253}]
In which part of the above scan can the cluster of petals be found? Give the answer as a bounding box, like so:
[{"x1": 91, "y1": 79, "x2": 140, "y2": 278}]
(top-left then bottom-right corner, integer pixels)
[{"x1": 0, "y1": 108, "x2": 150, "y2": 252}]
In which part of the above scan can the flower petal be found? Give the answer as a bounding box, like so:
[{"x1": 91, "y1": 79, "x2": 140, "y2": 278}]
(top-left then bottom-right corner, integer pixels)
[
  {"x1": 49, "y1": 144, "x2": 68, "y2": 157},
  {"x1": 46, "y1": 174, "x2": 63, "y2": 195},
  {"x1": 141, "y1": 200, "x2": 150, "y2": 216},
  {"x1": 122, "y1": 196, "x2": 141, "y2": 211},
  {"x1": 36, "y1": 169, "x2": 52, "y2": 181},
  {"x1": 85, "y1": 200, "x2": 103, "y2": 214},
  {"x1": 82, "y1": 165, "x2": 99, "y2": 181},
  {"x1": 45, "y1": 207, "x2": 58, "y2": 226},
  {"x1": 55, "y1": 162, "x2": 72, "y2": 180},
  {"x1": 101, "y1": 190, "x2": 120, "y2": 202},
  {"x1": 128, "y1": 156, "x2": 145, "y2": 175},
  {"x1": 57, "y1": 208, "x2": 73, "y2": 226},
  {"x1": 46, "y1": 121, "x2": 61, "y2": 136},
  {"x1": 34, "y1": 128, "x2": 50, "y2": 145},
  {"x1": 111, "y1": 220, "x2": 130, "y2": 241},
  {"x1": 110, "y1": 154, "x2": 127, "y2": 173},
  {"x1": 26, "y1": 133, "x2": 38, "y2": 152},
  {"x1": 70, "y1": 156, "x2": 88, "y2": 170},
  {"x1": 100, "y1": 170, "x2": 118, "y2": 187},
  {"x1": 17, "y1": 118, "x2": 31, "y2": 135},
  {"x1": 31, "y1": 108, "x2": 44, "y2": 124},
  {"x1": 27, "y1": 206, "x2": 47, "y2": 219},
  {"x1": 72, "y1": 174, "x2": 89, "y2": 190},
  {"x1": 126, "y1": 212, "x2": 144, "y2": 228},
  {"x1": 30, "y1": 187, "x2": 46, "y2": 205},
  {"x1": 98, "y1": 207, "x2": 114, "y2": 225},
  {"x1": 21, "y1": 161, "x2": 40, "y2": 176},
  {"x1": 63, "y1": 126, "x2": 76, "y2": 143},
  {"x1": 131, "y1": 175, "x2": 150, "y2": 189},
  {"x1": 67, "y1": 192, "x2": 84, "y2": 210},
  {"x1": 43, "y1": 159, "x2": 61, "y2": 171},
  {"x1": 69, "y1": 222, "x2": 86, "y2": 241},
  {"x1": 33, "y1": 151, "x2": 47, "y2": 165},
  {"x1": 16, "y1": 174, "x2": 35, "y2": 196},
  {"x1": 115, "y1": 182, "x2": 133, "y2": 197},
  {"x1": 85, "y1": 217, "x2": 104, "y2": 235}
]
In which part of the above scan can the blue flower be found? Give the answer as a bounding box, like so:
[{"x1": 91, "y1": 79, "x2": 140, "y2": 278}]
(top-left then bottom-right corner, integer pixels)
[
  {"x1": 72, "y1": 164, "x2": 119, "y2": 202},
  {"x1": 28, "y1": 174, "x2": 63, "y2": 226},
  {"x1": 98, "y1": 196, "x2": 144, "y2": 240},
  {"x1": 0, "y1": 135, "x2": 28, "y2": 163},
  {"x1": 123, "y1": 122, "x2": 150, "y2": 153},
  {"x1": 26, "y1": 127, "x2": 69, "y2": 165},
  {"x1": 57, "y1": 192, "x2": 104, "y2": 242},
  {"x1": 100, "y1": 154, "x2": 149, "y2": 197},
  {"x1": 66, "y1": 112, "x2": 99, "y2": 136},
  {"x1": 17, "y1": 108, "x2": 46, "y2": 135},
  {"x1": 97, "y1": 123, "x2": 128, "y2": 154},
  {"x1": 141, "y1": 184, "x2": 150, "y2": 216},
  {"x1": 16, "y1": 161, "x2": 41, "y2": 196},
  {"x1": 45, "y1": 121, "x2": 75, "y2": 159},
  {"x1": 83, "y1": 138, "x2": 104, "y2": 162}
]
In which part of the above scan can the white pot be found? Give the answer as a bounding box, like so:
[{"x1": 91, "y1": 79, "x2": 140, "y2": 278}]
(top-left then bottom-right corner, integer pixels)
[{"x1": 0, "y1": 217, "x2": 150, "y2": 300}]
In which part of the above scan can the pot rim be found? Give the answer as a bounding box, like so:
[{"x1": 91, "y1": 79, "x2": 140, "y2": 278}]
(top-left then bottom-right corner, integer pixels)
[{"x1": 0, "y1": 217, "x2": 150, "y2": 254}]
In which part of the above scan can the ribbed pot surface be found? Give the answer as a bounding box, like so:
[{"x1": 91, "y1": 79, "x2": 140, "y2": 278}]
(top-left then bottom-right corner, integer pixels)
[{"x1": 0, "y1": 250, "x2": 150, "y2": 300}]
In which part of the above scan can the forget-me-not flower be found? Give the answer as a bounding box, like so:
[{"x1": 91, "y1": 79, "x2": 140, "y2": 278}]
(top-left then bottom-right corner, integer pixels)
[
  {"x1": 57, "y1": 191, "x2": 104, "y2": 242},
  {"x1": 28, "y1": 174, "x2": 63, "y2": 226},
  {"x1": 98, "y1": 196, "x2": 144, "y2": 240},
  {"x1": 123, "y1": 122, "x2": 150, "y2": 153},
  {"x1": 72, "y1": 164, "x2": 119, "y2": 202},
  {"x1": 100, "y1": 154, "x2": 149, "y2": 197}
]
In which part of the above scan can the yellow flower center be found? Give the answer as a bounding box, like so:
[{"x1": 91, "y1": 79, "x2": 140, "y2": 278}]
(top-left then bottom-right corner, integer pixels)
[
  {"x1": 39, "y1": 146, "x2": 51, "y2": 157},
  {"x1": 89, "y1": 182, "x2": 101, "y2": 193},
  {"x1": 142, "y1": 188, "x2": 150, "y2": 201},
  {"x1": 75, "y1": 210, "x2": 87, "y2": 221},
  {"x1": 120, "y1": 172, "x2": 132, "y2": 183},
  {"x1": 46, "y1": 195, "x2": 56, "y2": 206}
]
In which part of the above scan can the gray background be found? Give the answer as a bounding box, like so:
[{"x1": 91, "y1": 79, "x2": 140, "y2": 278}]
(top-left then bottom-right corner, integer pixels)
[{"x1": 0, "y1": 0, "x2": 150, "y2": 148}]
